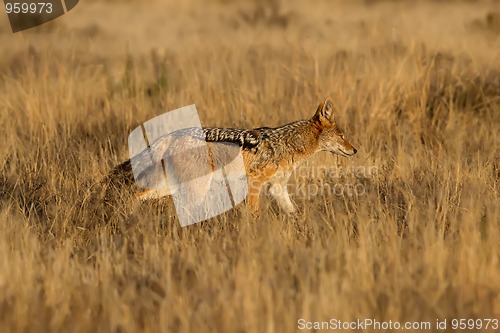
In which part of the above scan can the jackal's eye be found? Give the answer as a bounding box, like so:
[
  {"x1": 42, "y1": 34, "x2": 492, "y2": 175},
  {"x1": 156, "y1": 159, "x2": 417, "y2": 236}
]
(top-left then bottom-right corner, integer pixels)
[{"x1": 340, "y1": 134, "x2": 345, "y2": 140}]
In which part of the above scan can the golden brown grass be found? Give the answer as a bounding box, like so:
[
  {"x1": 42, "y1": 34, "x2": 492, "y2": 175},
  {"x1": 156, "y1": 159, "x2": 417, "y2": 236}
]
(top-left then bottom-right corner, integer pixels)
[{"x1": 0, "y1": 0, "x2": 499, "y2": 332}]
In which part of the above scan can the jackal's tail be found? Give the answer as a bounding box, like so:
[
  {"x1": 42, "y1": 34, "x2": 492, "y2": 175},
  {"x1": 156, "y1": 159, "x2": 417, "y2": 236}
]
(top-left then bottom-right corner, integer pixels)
[{"x1": 80, "y1": 159, "x2": 139, "y2": 226}]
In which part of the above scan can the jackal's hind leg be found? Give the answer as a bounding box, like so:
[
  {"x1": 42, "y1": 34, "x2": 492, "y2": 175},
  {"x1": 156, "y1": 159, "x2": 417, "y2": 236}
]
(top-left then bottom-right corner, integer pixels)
[{"x1": 246, "y1": 176, "x2": 264, "y2": 214}]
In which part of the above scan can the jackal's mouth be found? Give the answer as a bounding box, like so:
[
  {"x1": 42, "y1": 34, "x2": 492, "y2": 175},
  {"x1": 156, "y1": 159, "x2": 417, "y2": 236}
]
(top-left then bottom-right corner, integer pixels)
[{"x1": 338, "y1": 149, "x2": 356, "y2": 157}]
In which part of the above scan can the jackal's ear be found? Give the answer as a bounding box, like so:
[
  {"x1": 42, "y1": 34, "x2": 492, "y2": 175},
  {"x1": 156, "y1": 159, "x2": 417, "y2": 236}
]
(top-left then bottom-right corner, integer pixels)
[{"x1": 314, "y1": 97, "x2": 334, "y2": 124}]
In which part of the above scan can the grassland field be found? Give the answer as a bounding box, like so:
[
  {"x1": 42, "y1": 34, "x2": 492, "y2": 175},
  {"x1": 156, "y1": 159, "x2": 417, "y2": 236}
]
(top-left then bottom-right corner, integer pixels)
[{"x1": 0, "y1": 0, "x2": 499, "y2": 332}]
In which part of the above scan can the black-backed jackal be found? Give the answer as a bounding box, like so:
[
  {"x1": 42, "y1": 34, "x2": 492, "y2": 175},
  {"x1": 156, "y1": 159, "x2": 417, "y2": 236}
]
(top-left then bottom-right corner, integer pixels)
[{"x1": 107, "y1": 97, "x2": 357, "y2": 214}]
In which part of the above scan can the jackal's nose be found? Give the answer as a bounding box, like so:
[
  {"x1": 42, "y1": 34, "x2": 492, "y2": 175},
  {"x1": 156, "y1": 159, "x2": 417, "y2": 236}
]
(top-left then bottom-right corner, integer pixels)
[{"x1": 353, "y1": 148, "x2": 357, "y2": 154}]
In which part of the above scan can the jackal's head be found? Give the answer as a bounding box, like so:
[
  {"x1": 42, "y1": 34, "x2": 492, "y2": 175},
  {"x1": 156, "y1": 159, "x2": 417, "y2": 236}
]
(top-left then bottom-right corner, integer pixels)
[{"x1": 313, "y1": 97, "x2": 357, "y2": 157}]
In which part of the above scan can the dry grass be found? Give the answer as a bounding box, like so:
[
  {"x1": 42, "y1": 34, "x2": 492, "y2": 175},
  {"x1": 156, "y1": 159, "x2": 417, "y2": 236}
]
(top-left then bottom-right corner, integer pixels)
[{"x1": 0, "y1": 0, "x2": 499, "y2": 332}]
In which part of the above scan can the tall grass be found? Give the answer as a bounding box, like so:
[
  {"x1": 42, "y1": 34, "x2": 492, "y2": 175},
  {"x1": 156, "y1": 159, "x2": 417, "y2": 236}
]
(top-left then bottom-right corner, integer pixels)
[{"x1": 0, "y1": 0, "x2": 499, "y2": 332}]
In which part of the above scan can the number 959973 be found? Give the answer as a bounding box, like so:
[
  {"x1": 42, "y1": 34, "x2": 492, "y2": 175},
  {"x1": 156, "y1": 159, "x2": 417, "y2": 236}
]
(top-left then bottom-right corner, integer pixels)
[{"x1": 5, "y1": 2, "x2": 53, "y2": 14}]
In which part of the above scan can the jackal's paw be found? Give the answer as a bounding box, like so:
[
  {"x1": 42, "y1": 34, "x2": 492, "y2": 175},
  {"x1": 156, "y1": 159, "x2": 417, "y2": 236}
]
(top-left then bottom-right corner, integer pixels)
[
  {"x1": 250, "y1": 210, "x2": 260, "y2": 220},
  {"x1": 242, "y1": 207, "x2": 260, "y2": 220},
  {"x1": 286, "y1": 205, "x2": 305, "y2": 220},
  {"x1": 282, "y1": 205, "x2": 297, "y2": 215},
  {"x1": 286, "y1": 210, "x2": 300, "y2": 221}
]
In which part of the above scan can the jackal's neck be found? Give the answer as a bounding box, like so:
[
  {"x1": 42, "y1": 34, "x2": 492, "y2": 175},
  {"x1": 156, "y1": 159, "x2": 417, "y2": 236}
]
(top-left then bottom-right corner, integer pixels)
[{"x1": 263, "y1": 119, "x2": 322, "y2": 158}]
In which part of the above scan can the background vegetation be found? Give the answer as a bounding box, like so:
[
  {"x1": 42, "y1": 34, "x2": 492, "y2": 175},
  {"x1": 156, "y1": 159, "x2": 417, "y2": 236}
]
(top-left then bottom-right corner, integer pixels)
[{"x1": 0, "y1": 0, "x2": 499, "y2": 331}]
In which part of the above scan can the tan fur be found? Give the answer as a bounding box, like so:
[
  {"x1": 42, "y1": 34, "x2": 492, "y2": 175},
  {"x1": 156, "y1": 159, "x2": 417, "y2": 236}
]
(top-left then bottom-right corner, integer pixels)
[{"x1": 108, "y1": 97, "x2": 357, "y2": 214}]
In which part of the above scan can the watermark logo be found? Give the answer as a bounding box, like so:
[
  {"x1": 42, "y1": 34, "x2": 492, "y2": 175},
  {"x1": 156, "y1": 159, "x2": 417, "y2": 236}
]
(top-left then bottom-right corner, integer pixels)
[
  {"x1": 4, "y1": 0, "x2": 78, "y2": 32},
  {"x1": 128, "y1": 105, "x2": 248, "y2": 227},
  {"x1": 263, "y1": 162, "x2": 378, "y2": 200}
]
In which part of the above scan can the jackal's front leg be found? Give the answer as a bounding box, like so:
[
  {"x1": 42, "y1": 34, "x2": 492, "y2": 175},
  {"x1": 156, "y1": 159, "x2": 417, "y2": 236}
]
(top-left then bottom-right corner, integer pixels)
[{"x1": 269, "y1": 182, "x2": 296, "y2": 214}]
